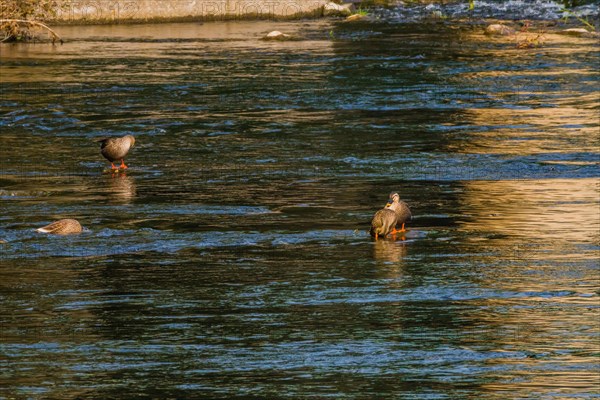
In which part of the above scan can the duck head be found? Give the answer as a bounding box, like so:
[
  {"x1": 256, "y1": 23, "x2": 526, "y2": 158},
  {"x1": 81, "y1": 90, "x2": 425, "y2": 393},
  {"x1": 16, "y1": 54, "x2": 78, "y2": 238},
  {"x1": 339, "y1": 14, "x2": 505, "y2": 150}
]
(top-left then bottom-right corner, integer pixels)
[{"x1": 385, "y1": 192, "x2": 400, "y2": 210}]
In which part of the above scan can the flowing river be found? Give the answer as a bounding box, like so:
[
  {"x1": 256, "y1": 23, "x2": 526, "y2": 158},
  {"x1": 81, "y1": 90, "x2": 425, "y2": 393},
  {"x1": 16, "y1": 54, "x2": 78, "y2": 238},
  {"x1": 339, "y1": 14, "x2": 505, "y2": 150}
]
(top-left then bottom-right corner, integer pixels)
[{"x1": 1, "y1": 7, "x2": 599, "y2": 398}]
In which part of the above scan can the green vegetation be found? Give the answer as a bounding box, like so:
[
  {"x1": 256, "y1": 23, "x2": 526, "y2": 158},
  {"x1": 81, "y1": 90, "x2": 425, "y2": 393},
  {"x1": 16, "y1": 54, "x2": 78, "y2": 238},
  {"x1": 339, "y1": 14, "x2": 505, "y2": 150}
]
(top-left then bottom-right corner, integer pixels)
[
  {"x1": 0, "y1": 0, "x2": 63, "y2": 42},
  {"x1": 355, "y1": 7, "x2": 369, "y2": 16}
]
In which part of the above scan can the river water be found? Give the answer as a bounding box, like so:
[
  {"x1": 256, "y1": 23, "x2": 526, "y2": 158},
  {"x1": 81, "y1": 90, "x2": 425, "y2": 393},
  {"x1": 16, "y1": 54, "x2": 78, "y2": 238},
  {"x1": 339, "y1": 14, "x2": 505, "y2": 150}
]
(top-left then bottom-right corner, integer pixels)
[{"x1": 1, "y1": 15, "x2": 599, "y2": 399}]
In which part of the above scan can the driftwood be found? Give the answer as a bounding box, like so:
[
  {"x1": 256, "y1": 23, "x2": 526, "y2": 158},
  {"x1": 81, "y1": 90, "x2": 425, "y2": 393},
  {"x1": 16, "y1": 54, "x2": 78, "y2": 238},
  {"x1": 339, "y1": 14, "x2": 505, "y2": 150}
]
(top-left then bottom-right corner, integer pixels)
[{"x1": 0, "y1": 19, "x2": 63, "y2": 43}]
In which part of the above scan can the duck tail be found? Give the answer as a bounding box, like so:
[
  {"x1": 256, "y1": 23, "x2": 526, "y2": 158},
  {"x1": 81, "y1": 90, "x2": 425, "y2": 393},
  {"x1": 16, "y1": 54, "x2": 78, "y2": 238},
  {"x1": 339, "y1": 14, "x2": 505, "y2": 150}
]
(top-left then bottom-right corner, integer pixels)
[{"x1": 36, "y1": 224, "x2": 57, "y2": 233}]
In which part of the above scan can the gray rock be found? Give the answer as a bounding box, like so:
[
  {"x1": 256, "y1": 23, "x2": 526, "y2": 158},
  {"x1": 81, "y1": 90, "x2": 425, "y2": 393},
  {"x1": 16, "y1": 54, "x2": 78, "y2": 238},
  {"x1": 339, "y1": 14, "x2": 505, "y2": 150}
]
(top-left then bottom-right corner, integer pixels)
[
  {"x1": 262, "y1": 31, "x2": 293, "y2": 41},
  {"x1": 485, "y1": 24, "x2": 516, "y2": 36}
]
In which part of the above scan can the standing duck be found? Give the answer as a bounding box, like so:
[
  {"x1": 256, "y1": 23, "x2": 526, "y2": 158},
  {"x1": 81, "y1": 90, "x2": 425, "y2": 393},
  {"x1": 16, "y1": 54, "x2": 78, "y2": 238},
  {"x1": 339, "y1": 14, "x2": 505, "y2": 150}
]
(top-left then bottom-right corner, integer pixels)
[
  {"x1": 370, "y1": 192, "x2": 412, "y2": 239},
  {"x1": 388, "y1": 192, "x2": 412, "y2": 232},
  {"x1": 96, "y1": 135, "x2": 135, "y2": 170},
  {"x1": 36, "y1": 219, "x2": 83, "y2": 235}
]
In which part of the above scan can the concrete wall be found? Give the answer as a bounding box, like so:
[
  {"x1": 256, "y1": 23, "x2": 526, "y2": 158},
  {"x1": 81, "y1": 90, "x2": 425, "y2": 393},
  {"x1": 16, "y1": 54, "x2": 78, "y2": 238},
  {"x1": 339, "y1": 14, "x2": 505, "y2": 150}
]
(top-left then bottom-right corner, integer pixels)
[{"x1": 53, "y1": 0, "x2": 330, "y2": 22}]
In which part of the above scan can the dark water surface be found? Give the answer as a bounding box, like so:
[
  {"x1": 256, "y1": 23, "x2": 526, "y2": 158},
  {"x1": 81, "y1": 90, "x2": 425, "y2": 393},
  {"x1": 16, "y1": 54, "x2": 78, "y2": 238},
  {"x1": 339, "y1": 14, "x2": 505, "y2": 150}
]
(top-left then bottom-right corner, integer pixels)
[{"x1": 1, "y1": 19, "x2": 599, "y2": 398}]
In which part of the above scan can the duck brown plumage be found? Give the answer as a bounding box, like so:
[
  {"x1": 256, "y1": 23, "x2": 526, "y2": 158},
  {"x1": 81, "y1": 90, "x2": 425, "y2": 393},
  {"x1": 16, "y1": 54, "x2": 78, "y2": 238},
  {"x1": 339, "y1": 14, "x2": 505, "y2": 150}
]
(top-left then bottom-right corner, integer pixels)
[
  {"x1": 96, "y1": 135, "x2": 135, "y2": 170},
  {"x1": 370, "y1": 208, "x2": 399, "y2": 239},
  {"x1": 391, "y1": 195, "x2": 412, "y2": 229},
  {"x1": 370, "y1": 192, "x2": 412, "y2": 239},
  {"x1": 36, "y1": 219, "x2": 83, "y2": 235}
]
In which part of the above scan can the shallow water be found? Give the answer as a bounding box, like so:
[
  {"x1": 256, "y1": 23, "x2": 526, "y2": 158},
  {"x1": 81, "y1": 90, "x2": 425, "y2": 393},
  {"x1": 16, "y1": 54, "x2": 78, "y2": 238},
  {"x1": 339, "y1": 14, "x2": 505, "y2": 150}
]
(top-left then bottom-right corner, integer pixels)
[
  {"x1": 1, "y1": 18, "x2": 599, "y2": 399},
  {"x1": 376, "y1": 0, "x2": 599, "y2": 21}
]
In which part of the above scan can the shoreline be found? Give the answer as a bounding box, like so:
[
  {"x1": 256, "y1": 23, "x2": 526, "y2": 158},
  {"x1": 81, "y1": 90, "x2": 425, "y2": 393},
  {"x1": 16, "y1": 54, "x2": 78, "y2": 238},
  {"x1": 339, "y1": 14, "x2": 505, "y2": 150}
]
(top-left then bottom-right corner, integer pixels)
[{"x1": 1, "y1": 1, "x2": 597, "y2": 43}]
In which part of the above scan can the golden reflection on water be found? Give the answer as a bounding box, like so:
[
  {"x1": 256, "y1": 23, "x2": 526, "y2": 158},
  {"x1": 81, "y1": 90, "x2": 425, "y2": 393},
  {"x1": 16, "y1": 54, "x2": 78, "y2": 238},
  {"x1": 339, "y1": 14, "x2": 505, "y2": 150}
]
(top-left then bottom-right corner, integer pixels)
[
  {"x1": 465, "y1": 301, "x2": 600, "y2": 395},
  {"x1": 447, "y1": 32, "x2": 599, "y2": 158},
  {"x1": 456, "y1": 178, "x2": 599, "y2": 299},
  {"x1": 443, "y1": 107, "x2": 599, "y2": 155},
  {"x1": 459, "y1": 178, "x2": 599, "y2": 244},
  {"x1": 465, "y1": 30, "x2": 600, "y2": 55},
  {"x1": 0, "y1": 21, "x2": 334, "y2": 83}
]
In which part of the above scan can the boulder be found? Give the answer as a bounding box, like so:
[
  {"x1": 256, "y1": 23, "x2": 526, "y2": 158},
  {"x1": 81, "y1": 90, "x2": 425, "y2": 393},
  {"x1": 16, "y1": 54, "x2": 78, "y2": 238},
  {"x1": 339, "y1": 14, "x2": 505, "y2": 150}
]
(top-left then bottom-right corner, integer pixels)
[
  {"x1": 324, "y1": 2, "x2": 355, "y2": 17},
  {"x1": 485, "y1": 24, "x2": 516, "y2": 36}
]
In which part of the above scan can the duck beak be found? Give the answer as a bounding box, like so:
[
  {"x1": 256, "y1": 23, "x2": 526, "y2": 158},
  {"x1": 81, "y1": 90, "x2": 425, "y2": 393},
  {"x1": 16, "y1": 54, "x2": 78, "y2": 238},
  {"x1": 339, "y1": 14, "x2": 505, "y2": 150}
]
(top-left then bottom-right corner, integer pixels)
[{"x1": 385, "y1": 201, "x2": 393, "y2": 208}]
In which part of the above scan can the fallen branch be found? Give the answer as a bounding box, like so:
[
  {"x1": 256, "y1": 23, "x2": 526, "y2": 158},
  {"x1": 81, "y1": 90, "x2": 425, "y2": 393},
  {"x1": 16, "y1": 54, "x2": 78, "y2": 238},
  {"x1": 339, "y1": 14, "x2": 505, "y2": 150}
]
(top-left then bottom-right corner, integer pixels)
[{"x1": 0, "y1": 18, "x2": 63, "y2": 43}]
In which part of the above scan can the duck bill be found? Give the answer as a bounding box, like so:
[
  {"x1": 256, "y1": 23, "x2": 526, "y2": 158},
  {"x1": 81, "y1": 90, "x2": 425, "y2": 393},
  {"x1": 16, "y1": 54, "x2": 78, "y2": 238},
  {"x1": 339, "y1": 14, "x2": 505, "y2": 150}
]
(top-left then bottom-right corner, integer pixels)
[{"x1": 384, "y1": 202, "x2": 393, "y2": 208}]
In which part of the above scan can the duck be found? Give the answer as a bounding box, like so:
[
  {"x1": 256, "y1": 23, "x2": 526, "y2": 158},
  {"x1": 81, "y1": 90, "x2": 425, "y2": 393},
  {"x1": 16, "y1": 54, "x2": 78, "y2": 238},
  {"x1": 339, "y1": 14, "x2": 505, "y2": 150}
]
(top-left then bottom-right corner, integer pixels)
[
  {"x1": 370, "y1": 192, "x2": 412, "y2": 239},
  {"x1": 96, "y1": 135, "x2": 135, "y2": 170},
  {"x1": 36, "y1": 219, "x2": 83, "y2": 235}
]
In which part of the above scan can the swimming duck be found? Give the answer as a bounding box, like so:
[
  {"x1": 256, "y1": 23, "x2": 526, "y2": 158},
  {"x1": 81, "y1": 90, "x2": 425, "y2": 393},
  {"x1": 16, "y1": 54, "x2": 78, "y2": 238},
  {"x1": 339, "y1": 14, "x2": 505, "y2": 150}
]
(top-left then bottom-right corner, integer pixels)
[
  {"x1": 370, "y1": 192, "x2": 412, "y2": 239},
  {"x1": 96, "y1": 135, "x2": 135, "y2": 170},
  {"x1": 36, "y1": 219, "x2": 82, "y2": 235}
]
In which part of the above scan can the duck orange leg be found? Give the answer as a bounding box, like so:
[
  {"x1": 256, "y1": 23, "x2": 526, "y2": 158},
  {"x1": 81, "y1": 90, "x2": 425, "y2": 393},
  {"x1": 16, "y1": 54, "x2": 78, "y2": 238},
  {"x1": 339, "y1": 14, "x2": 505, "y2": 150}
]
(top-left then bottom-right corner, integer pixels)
[
  {"x1": 119, "y1": 159, "x2": 128, "y2": 169},
  {"x1": 110, "y1": 162, "x2": 118, "y2": 170},
  {"x1": 389, "y1": 223, "x2": 406, "y2": 235}
]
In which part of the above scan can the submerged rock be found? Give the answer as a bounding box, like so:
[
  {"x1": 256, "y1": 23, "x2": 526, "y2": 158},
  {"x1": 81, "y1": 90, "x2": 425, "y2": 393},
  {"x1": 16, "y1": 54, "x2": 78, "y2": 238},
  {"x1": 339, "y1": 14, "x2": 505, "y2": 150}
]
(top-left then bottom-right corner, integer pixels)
[
  {"x1": 559, "y1": 28, "x2": 599, "y2": 38},
  {"x1": 262, "y1": 31, "x2": 293, "y2": 41},
  {"x1": 485, "y1": 24, "x2": 516, "y2": 36},
  {"x1": 430, "y1": 10, "x2": 444, "y2": 19},
  {"x1": 324, "y1": 2, "x2": 355, "y2": 17},
  {"x1": 345, "y1": 14, "x2": 366, "y2": 22}
]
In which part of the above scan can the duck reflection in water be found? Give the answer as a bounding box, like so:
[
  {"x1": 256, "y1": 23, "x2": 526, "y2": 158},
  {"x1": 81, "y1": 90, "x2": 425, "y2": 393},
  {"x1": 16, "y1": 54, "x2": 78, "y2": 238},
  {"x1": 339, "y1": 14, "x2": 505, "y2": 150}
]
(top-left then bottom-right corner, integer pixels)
[
  {"x1": 105, "y1": 172, "x2": 136, "y2": 203},
  {"x1": 373, "y1": 239, "x2": 408, "y2": 263}
]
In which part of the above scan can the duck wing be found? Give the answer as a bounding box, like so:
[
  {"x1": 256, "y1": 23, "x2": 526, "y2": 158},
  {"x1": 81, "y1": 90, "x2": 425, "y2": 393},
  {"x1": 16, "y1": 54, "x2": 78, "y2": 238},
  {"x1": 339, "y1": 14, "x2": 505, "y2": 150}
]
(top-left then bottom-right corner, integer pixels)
[
  {"x1": 395, "y1": 201, "x2": 412, "y2": 224},
  {"x1": 95, "y1": 137, "x2": 114, "y2": 149}
]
